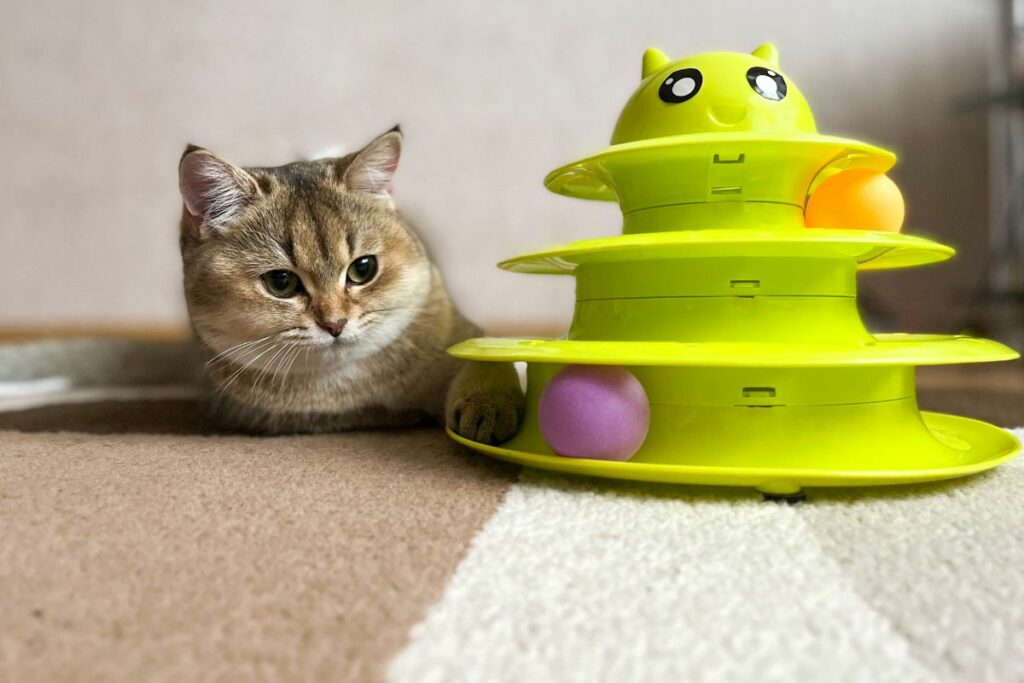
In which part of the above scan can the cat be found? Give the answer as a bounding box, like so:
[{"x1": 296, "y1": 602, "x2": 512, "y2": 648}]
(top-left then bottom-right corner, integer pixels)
[{"x1": 0, "y1": 127, "x2": 523, "y2": 444}]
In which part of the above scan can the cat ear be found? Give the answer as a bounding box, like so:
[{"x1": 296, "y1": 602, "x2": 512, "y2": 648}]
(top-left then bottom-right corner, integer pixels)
[
  {"x1": 342, "y1": 126, "x2": 402, "y2": 202},
  {"x1": 642, "y1": 47, "x2": 670, "y2": 79},
  {"x1": 179, "y1": 145, "x2": 259, "y2": 235},
  {"x1": 751, "y1": 43, "x2": 780, "y2": 68}
]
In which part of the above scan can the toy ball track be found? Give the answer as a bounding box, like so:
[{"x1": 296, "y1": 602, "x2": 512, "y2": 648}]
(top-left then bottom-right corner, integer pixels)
[{"x1": 447, "y1": 43, "x2": 1020, "y2": 494}]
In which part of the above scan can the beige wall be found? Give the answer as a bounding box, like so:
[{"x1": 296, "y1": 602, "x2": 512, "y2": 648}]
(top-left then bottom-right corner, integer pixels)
[{"x1": 0, "y1": 0, "x2": 999, "y2": 333}]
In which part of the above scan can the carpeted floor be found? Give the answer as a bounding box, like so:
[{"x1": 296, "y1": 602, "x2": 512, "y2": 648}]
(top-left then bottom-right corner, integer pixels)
[
  {"x1": 0, "y1": 398, "x2": 518, "y2": 681},
  {"x1": 0, "y1": 386, "x2": 1021, "y2": 681}
]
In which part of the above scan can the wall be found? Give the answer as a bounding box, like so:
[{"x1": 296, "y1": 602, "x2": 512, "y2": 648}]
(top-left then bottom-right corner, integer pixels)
[{"x1": 0, "y1": 0, "x2": 998, "y2": 334}]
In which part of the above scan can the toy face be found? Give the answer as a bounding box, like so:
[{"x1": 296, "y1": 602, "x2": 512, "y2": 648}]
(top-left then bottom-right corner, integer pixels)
[{"x1": 611, "y1": 44, "x2": 817, "y2": 144}]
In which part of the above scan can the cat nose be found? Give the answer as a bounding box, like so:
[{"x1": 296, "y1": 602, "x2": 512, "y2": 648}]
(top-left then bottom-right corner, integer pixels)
[{"x1": 317, "y1": 318, "x2": 347, "y2": 338}]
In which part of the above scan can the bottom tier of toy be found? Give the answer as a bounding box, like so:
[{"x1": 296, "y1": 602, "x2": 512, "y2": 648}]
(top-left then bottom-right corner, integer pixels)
[
  {"x1": 450, "y1": 412, "x2": 1017, "y2": 493},
  {"x1": 450, "y1": 363, "x2": 1021, "y2": 493}
]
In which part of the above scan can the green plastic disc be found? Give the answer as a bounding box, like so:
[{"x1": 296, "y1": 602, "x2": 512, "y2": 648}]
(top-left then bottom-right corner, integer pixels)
[{"x1": 499, "y1": 229, "x2": 954, "y2": 274}]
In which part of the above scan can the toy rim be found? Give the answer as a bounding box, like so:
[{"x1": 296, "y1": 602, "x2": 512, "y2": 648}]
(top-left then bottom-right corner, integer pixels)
[
  {"x1": 447, "y1": 335, "x2": 1020, "y2": 368},
  {"x1": 544, "y1": 132, "x2": 896, "y2": 199},
  {"x1": 447, "y1": 412, "x2": 1021, "y2": 488},
  {"x1": 498, "y1": 229, "x2": 955, "y2": 274}
]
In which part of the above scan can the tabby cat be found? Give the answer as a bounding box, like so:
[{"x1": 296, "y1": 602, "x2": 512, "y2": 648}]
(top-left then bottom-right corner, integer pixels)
[{"x1": 2, "y1": 127, "x2": 523, "y2": 444}]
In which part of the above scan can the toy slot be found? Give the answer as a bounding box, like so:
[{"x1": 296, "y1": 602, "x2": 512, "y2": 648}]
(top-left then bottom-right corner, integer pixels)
[
  {"x1": 709, "y1": 153, "x2": 746, "y2": 199},
  {"x1": 739, "y1": 386, "x2": 782, "y2": 408},
  {"x1": 729, "y1": 279, "x2": 761, "y2": 289}
]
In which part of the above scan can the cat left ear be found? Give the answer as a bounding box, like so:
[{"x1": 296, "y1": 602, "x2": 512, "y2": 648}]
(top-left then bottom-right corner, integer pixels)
[
  {"x1": 342, "y1": 126, "x2": 402, "y2": 202},
  {"x1": 179, "y1": 145, "x2": 259, "y2": 236}
]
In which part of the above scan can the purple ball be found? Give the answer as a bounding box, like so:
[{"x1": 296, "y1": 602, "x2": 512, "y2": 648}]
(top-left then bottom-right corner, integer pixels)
[{"x1": 538, "y1": 365, "x2": 650, "y2": 461}]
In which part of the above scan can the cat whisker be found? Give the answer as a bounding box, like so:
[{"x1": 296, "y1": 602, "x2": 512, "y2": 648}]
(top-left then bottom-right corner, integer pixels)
[
  {"x1": 208, "y1": 337, "x2": 278, "y2": 377},
  {"x1": 251, "y1": 340, "x2": 295, "y2": 399},
  {"x1": 256, "y1": 339, "x2": 303, "y2": 397},
  {"x1": 276, "y1": 327, "x2": 313, "y2": 340},
  {"x1": 279, "y1": 342, "x2": 304, "y2": 384},
  {"x1": 206, "y1": 334, "x2": 275, "y2": 368},
  {"x1": 206, "y1": 327, "x2": 304, "y2": 372},
  {"x1": 268, "y1": 341, "x2": 299, "y2": 389},
  {"x1": 216, "y1": 342, "x2": 281, "y2": 396}
]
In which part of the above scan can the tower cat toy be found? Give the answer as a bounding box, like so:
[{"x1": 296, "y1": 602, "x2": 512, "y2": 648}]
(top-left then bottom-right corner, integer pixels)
[{"x1": 447, "y1": 43, "x2": 1021, "y2": 495}]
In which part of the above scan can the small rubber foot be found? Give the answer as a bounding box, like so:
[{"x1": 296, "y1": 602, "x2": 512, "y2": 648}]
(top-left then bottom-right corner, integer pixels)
[
  {"x1": 761, "y1": 490, "x2": 807, "y2": 505},
  {"x1": 757, "y1": 481, "x2": 805, "y2": 503}
]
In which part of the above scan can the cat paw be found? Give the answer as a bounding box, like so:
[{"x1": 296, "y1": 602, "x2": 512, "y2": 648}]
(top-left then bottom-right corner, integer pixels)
[{"x1": 447, "y1": 391, "x2": 522, "y2": 445}]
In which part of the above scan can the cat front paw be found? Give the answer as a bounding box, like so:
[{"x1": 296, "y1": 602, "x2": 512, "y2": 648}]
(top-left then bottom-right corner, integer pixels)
[{"x1": 447, "y1": 390, "x2": 522, "y2": 445}]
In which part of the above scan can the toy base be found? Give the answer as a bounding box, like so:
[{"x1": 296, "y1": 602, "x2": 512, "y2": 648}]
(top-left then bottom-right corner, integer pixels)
[{"x1": 448, "y1": 412, "x2": 1019, "y2": 491}]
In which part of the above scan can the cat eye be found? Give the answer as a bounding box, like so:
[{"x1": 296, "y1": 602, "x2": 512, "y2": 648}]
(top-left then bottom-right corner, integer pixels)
[
  {"x1": 346, "y1": 255, "x2": 378, "y2": 285},
  {"x1": 261, "y1": 270, "x2": 303, "y2": 298},
  {"x1": 658, "y1": 68, "x2": 703, "y2": 104},
  {"x1": 747, "y1": 67, "x2": 787, "y2": 101}
]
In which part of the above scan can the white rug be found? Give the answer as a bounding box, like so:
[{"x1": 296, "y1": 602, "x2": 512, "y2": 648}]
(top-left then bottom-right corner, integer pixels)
[{"x1": 392, "y1": 427, "x2": 1024, "y2": 683}]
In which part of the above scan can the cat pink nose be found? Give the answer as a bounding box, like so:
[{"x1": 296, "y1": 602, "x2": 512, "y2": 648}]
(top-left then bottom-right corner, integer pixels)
[{"x1": 317, "y1": 318, "x2": 347, "y2": 337}]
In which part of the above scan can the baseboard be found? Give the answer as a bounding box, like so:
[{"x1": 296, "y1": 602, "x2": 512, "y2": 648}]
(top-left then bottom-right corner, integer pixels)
[{"x1": 0, "y1": 324, "x2": 192, "y2": 342}]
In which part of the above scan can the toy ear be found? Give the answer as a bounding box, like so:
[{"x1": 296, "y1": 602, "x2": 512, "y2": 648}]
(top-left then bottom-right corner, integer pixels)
[
  {"x1": 642, "y1": 47, "x2": 670, "y2": 79},
  {"x1": 751, "y1": 43, "x2": 780, "y2": 68}
]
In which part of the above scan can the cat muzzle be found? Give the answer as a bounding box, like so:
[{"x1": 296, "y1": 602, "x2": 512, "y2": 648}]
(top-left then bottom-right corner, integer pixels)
[{"x1": 317, "y1": 319, "x2": 347, "y2": 338}]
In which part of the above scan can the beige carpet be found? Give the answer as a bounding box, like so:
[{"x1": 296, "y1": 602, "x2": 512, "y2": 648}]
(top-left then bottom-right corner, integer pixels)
[
  {"x1": 0, "y1": 400, "x2": 518, "y2": 681},
  {"x1": 0, "y1": 388, "x2": 1021, "y2": 681}
]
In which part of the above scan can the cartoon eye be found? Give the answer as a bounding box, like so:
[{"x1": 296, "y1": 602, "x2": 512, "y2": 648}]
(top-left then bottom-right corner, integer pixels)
[
  {"x1": 658, "y1": 68, "x2": 703, "y2": 103},
  {"x1": 747, "y1": 67, "x2": 787, "y2": 101}
]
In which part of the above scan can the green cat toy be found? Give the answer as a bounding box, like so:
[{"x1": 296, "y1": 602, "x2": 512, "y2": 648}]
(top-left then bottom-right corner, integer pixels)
[{"x1": 447, "y1": 43, "x2": 1020, "y2": 495}]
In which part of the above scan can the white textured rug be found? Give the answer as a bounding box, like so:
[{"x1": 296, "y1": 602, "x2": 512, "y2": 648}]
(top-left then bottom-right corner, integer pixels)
[{"x1": 392, "y1": 427, "x2": 1024, "y2": 683}]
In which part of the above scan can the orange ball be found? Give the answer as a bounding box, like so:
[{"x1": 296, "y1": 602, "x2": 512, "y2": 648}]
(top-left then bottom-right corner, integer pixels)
[{"x1": 804, "y1": 169, "x2": 905, "y2": 232}]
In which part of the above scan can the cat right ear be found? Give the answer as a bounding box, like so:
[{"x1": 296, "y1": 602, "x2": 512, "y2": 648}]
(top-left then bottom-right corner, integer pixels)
[
  {"x1": 341, "y1": 126, "x2": 402, "y2": 203},
  {"x1": 179, "y1": 145, "x2": 258, "y2": 237}
]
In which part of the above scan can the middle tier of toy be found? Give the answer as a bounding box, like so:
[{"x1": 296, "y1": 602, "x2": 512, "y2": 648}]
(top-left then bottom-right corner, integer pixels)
[
  {"x1": 498, "y1": 227, "x2": 957, "y2": 345},
  {"x1": 457, "y1": 227, "x2": 1012, "y2": 369},
  {"x1": 571, "y1": 254, "x2": 865, "y2": 344}
]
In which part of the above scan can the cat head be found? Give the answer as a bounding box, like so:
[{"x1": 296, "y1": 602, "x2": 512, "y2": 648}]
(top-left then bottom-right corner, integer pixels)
[{"x1": 178, "y1": 127, "x2": 432, "y2": 373}]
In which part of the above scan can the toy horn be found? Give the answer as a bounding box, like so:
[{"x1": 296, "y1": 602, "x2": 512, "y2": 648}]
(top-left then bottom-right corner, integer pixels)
[
  {"x1": 751, "y1": 43, "x2": 780, "y2": 67},
  {"x1": 642, "y1": 47, "x2": 670, "y2": 79}
]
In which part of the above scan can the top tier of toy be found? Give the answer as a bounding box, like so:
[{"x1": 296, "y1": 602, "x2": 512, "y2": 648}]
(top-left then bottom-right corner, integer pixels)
[
  {"x1": 613, "y1": 44, "x2": 815, "y2": 142},
  {"x1": 544, "y1": 44, "x2": 900, "y2": 234}
]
